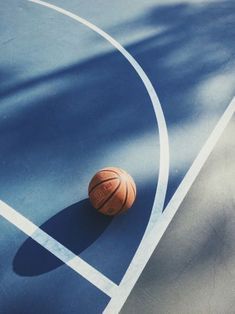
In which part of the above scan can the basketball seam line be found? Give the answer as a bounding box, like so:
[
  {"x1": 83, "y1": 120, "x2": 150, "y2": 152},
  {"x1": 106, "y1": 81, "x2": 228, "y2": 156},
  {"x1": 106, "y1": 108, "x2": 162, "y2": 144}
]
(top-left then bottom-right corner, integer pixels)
[
  {"x1": 129, "y1": 181, "x2": 136, "y2": 199},
  {"x1": 119, "y1": 169, "x2": 136, "y2": 198},
  {"x1": 88, "y1": 177, "x2": 119, "y2": 194},
  {"x1": 117, "y1": 180, "x2": 129, "y2": 215},
  {"x1": 99, "y1": 169, "x2": 122, "y2": 178},
  {"x1": 100, "y1": 169, "x2": 136, "y2": 199},
  {"x1": 98, "y1": 180, "x2": 122, "y2": 211}
]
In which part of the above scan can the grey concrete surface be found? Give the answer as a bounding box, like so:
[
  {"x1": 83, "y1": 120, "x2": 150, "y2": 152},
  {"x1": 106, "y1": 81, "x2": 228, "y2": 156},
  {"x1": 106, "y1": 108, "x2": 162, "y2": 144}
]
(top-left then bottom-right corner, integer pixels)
[{"x1": 122, "y1": 115, "x2": 235, "y2": 314}]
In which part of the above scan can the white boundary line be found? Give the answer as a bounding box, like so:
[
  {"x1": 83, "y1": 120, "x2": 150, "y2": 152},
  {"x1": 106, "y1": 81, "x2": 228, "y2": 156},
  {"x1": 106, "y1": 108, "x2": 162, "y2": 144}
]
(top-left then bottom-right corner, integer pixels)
[
  {"x1": 104, "y1": 97, "x2": 235, "y2": 312},
  {"x1": 0, "y1": 0, "x2": 170, "y2": 302},
  {"x1": 5, "y1": 1, "x2": 234, "y2": 313},
  {"x1": 0, "y1": 200, "x2": 117, "y2": 297},
  {"x1": 0, "y1": 0, "x2": 170, "y2": 305},
  {"x1": 28, "y1": 0, "x2": 170, "y2": 302}
]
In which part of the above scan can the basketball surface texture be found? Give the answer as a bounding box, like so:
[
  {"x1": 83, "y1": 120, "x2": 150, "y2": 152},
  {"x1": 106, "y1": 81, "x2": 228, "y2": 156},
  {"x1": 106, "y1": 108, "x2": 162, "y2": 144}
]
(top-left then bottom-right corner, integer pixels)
[{"x1": 88, "y1": 167, "x2": 136, "y2": 216}]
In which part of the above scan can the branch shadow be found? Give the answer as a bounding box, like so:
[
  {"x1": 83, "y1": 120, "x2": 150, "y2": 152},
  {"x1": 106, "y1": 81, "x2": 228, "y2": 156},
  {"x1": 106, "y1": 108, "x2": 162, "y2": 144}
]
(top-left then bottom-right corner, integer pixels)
[{"x1": 0, "y1": 0, "x2": 234, "y2": 284}]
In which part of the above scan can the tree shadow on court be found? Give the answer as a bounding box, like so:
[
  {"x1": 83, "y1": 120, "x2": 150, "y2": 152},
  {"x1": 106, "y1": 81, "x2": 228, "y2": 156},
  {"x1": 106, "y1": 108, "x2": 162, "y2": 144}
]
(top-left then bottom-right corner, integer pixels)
[
  {"x1": 122, "y1": 0, "x2": 235, "y2": 203},
  {"x1": 1, "y1": 0, "x2": 235, "y2": 208},
  {"x1": 0, "y1": 0, "x2": 234, "y2": 283},
  {"x1": 13, "y1": 199, "x2": 112, "y2": 276}
]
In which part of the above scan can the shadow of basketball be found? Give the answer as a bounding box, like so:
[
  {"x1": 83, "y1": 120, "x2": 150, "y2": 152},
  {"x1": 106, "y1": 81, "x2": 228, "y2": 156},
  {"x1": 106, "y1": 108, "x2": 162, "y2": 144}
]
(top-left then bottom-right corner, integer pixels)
[{"x1": 13, "y1": 199, "x2": 112, "y2": 276}]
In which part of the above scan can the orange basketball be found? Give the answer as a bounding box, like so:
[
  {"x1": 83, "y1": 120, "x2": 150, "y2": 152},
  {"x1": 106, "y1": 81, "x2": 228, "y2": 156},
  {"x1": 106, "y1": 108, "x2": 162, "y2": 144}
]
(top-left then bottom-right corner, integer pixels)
[{"x1": 88, "y1": 167, "x2": 136, "y2": 216}]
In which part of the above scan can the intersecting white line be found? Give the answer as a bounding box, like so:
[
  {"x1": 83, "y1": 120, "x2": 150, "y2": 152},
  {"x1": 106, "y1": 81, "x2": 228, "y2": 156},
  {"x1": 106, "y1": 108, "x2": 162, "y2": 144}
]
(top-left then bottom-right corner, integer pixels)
[
  {"x1": 0, "y1": 200, "x2": 117, "y2": 297},
  {"x1": 0, "y1": 0, "x2": 169, "y2": 304},
  {"x1": 28, "y1": 0, "x2": 170, "y2": 306},
  {"x1": 4, "y1": 0, "x2": 234, "y2": 312},
  {"x1": 104, "y1": 97, "x2": 235, "y2": 313}
]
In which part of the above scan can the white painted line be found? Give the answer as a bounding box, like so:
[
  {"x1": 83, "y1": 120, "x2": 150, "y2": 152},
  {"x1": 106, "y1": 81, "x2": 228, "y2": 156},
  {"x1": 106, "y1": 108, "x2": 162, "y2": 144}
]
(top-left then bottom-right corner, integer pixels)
[
  {"x1": 0, "y1": 200, "x2": 117, "y2": 297},
  {"x1": 104, "y1": 97, "x2": 235, "y2": 313},
  {"x1": 28, "y1": 0, "x2": 169, "y2": 233},
  {"x1": 27, "y1": 0, "x2": 170, "y2": 308}
]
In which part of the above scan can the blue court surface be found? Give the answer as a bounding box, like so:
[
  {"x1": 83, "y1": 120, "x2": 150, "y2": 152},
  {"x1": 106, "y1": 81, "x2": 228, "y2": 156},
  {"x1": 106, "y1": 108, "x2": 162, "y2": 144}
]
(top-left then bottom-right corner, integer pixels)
[{"x1": 0, "y1": 1, "x2": 234, "y2": 313}]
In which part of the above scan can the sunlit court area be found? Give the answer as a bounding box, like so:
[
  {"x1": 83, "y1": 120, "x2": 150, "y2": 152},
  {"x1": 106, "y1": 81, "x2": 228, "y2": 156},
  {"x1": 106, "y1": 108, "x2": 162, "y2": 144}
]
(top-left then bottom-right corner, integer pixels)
[{"x1": 0, "y1": 1, "x2": 235, "y2": 313}]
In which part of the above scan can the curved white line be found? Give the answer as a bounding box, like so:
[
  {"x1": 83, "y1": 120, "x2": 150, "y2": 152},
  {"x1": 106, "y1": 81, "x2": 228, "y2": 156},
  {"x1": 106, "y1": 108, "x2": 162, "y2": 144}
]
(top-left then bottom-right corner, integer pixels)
[{"x1": 28, "y1": 0, "x2": 170, "y2": 309}]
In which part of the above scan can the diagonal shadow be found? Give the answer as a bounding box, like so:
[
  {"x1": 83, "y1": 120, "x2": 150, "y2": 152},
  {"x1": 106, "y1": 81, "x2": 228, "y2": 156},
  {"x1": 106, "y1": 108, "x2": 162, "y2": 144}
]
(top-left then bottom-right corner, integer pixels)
[{"x1": 13, "y1": 199, "x2": 112, "y2": 276}]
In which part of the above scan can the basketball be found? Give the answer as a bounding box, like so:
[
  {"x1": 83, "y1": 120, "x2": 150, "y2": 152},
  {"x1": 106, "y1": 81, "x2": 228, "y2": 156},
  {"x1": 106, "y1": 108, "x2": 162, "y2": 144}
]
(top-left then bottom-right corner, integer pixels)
[{"x1": 88, "y1": 167, "x2": 136, "y2": 216}]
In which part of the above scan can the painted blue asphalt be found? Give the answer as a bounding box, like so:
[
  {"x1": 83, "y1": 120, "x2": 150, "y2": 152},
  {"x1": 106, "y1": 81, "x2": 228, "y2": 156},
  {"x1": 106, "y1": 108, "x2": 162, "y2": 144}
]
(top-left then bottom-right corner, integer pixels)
[
  {"x1": 0, "y1": 218, "x2": 110, "y2": 314},
  {"x1": 1, "y1": 1, "x2": 158, "y2": 313},
  {"x1": 1, "y1": 0, "x2": 235, "y2": 313}
]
